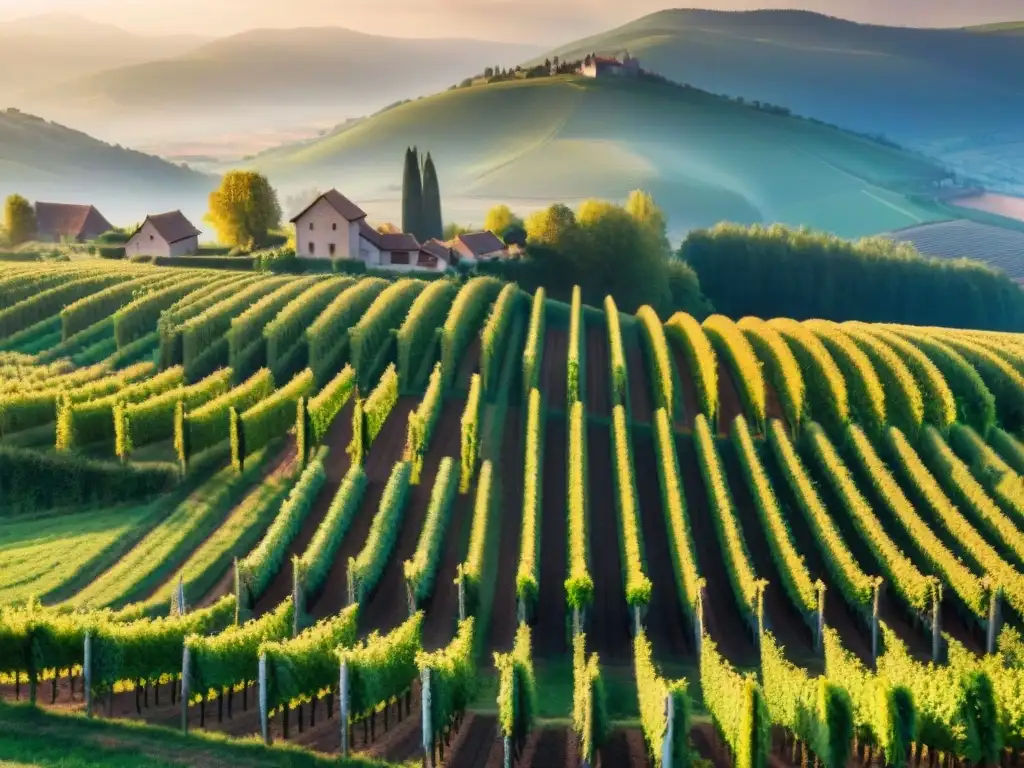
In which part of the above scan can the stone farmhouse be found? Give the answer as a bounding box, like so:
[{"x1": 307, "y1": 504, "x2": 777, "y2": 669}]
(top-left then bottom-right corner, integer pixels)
[
  {"x1": 124, "y1": 210, "x2": 201, "y2": 258},
  {"x1": 34, "y1": 202, "x2": 112, "y2": 242},
  {"x1": 579, "y1": 52, "x2": 641, "y2": 78}
]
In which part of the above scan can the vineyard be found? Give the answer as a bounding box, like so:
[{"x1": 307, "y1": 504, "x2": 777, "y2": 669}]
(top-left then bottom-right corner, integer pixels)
[{"x1": 1, "y1": 260, "x2": 1024, "y2": 768}]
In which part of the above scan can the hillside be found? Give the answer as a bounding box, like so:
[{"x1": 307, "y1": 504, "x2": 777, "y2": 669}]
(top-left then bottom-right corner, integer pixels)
[
  {"x1": 19, "y1": 27, "x2": 543, "y2": 147},
  {"x1": 0, "y1": 109, "x2": 216, "y2": 227},
  {"x1": 534, "y1": 9, "x2": 1024, "y2": 193},
  {"x1": 247, "y1": 75, "x2": 947, "y2": 239}
]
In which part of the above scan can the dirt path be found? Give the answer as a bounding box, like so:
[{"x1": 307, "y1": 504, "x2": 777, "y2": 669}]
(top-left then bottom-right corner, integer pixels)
[
  {"x1": 720, "y1": 440, "x2": 816, "y2": 664},
  {"x1": 540, "y1": 328, "x2": 568, "y2": 412},
  {"x1": 716, "y1": 360, "x2": 744, "y2": 436},
  {"x1": 586, "y1": 325, "x2": 612, "y2": 418},
  {"x1": 633, "y1": 432, "x2": 694, "y2": 661},
  {"x1": 764, "y1": 379, "x2": 786, "y2": 428},
  {"x1": 535, "y1": 417, "x2": 568, "y2": 658},
  {"x1": 446, "y1": 713, "x2": 501, "y2": 768},
  {"x1": 358, "y1": 400, "x2": 464, "y2": 636},
  {"x1": 668, "y1": 336, "x2": 701, "y2": 430},
  {"x1": 486, "y1": 405, "x2": 526, "y2": 654},
  {"x1": 422, "y1": 489, "x2": 473, "y2": 651},
  {"x1": 306, "y1": 398, "x2": 417, "y2": 621},
  {"x1": 675, "y1": 434, "x2": 759, "y2": 668},
  {"x1": 587, "y1": 422, "x2": 632, "y2": 663},
  {"x1": 458, "y1": 337, "x2": 482, "y2": 391},
  {"x1": 625, "y1": 338, "x2": 652, "y2": 424},
  {"x1": 253, "y1": 400, "x2": 356, "y2": 616},
  {"x1": 518, "y1": 727, "x2": 580, "y2": 768},
  {"x1": 598, "y1": 728, "x2": 650, "y2": 768}
]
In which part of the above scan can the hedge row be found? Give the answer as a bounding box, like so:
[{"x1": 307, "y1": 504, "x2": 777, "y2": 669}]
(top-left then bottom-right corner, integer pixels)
[
  {"x1": 737, "y1": 317, "x2": 803, "y2": 434},
  {"x1": 704, "y1": 314, "x2": 766, "y2": 432},
  {"x1": 567, "y1": 286, "x2": 583, "y2": 406},
  {"x1": 566, "y1": 401, "x2": 593, "y2": 610},
  {"x1": 847, "y1": 424, "x2": 989, "y2": 619},
  {"x1": 405, "y1": 363, "x2": 443, "y2": 484},
  {"x1": 307, "y1": 364, "x2": 356, "y2": 445},
  {"x1": 769, "y1": 319, "x2": 849, "y2": 437},
  {"x1": 0, "y1": 272, "x2": 132, "y2": 338},
  {"x1": 460, "y1": 373, "x2": 482, "y2": 493},
  {"x1": 700, "y1": 635, "x2": 771, "y2": 768},
  {"x1": 61, "y1": 272, "x2": 169, "y2": 340},
  {"x1": 634, "y1": 629, "x2": 689, "y2": 767},
  {"x1": 651, "y1": 408, "x2": 702, "y2": 618},
  {"x1": 232, "y1": 368, "x2": 314, "y2": 471},
  {"x1": 636, "y1": 306, "x2": 674, "y2": 421},
  {"x1": 766, "y1": 420, "x2": 876, "y2": 614},
  {"x1": 605, "y1": 296, "x2": 628, "y2": 407},
  {"x1": 521, "y1": 288, "x2": 546, "y2": 397},
  {"x1": 572, "y1": 633, "x2": 609, "y2": 765},
  {"x1": 610, "y1": 406, "x2": 652, "y2": 607},
  {"x1": 838, "y1": 323, "x2": 924, "y2": 437},
  {"x1": 349, "y1": 279, "x2": 425, "y2": 388},
  {"x1": 264, "y1": 277, "x2": 353, "y2": 373},
  {"x1": 298, "y1": 464, "x2": 367, "y2": 599},
  {"x1": 404, "y1": 457, "x2": 460, "y2": 606},
  {"x1": 989, "y1": 427, "x2": 1024, "y2": 474},
  {"x1": 515, "y1": 388, "x2": 545, "y2": 617},
  {"x1": 440, "y1": 277, "x2": 503, "y2": 390},
  {"x1": 153, "y1": 255, "x2": 255, "y2": 270},
  {"x1": 363, "y1": 363, "x2": 398, "y2": 450},
  {"x1": 348, "y1": 461, "x2": 412, "y2": 603},
  {"x1": 396, "y1": 279, "x2": 456, "y2": 390},
  {"x1": 178, "y1": 368, "x2": 274, "y2": 463},
  {"x1": 0, "y1": 444, "x2": 179, "y2": 512},
  {"x1": 116, "y1": 367, "x2": 232, "y2": 457},
  {"x1": 459, "y1": 460, "x2": 495, "y2": 616},
  {"x1": 307, "y1": 278, "x2": 388, "y2": 384},
  {"x1": 479, "y1": 283, "x2": 520, "y2": 395},
  {"x1": 227, "y1": 277, "x2": 320, "y2": 368},
  {"x1": 337, "y1": 612, "x2": 423, "y2": 720},
  {"x1": 666, "y1": 312, "x2": 718, "y2": 423},
  {"x1": 495, "y1": 623, "x2": 536, "y2": 754},
  {"x1": 805, "y1": 321, "x2": 887, "y2": 441},
  {"x1": 56, "y1": 366, "x2": 185, "y2": 451},
  {"x1": 805, "y1": 423, "x2": 936, "y2": 616},
  {"x1": 36, "y1": 317, "x2": 114, "y2": 364}
]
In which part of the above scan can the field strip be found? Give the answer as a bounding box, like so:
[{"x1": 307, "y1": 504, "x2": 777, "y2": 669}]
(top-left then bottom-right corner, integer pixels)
[{"x1": 860, "y1": 189, "x2": 924, "y2": 224}]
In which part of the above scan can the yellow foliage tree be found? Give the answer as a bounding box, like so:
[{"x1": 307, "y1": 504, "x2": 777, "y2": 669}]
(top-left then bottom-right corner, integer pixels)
[{"x1": 205, "y1": 171, "x2": 282, "y2": 250}]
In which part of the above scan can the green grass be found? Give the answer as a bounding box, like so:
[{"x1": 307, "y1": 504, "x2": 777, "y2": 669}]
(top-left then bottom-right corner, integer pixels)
[
  {"x1": 0, "y1": 701, "x2": 395, "y2": 767},
  {"x1": 250, "y1": 75, "x2": 945, "y2": 239}
]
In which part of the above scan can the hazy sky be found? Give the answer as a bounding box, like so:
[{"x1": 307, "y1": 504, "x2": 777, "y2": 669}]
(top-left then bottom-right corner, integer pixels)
[{"x1": 0, "y1": 0, "x2": 1020, "y2": 41}]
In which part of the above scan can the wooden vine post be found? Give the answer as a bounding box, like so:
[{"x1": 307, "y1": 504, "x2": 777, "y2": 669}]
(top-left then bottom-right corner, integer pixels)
[
  {"x1": 662, "y1": 693, "x2": 675, "y2": 768},
  {"x1": 987, "y1": 586, "x2": 1002, "y2": 655},
  {"x1": 815, "y1": 581, "x2": 826, "y2": 653},
  {"x1": 339, "y1": 659, "x2": 350, "y2": 757},
  {"x1": 259, "y1": 652, "x2": 269, "y2": 744},
  {"x1": 83, "y1": 631, "x2": 93, "y2": 718},
  {"x1": 421, "y1": 667, "x2": 433, "y2": 768},
  {"x1": 931, "y1": 585, "x2": 942, "y2": 663},
  {"x1": 871, "y1": 581, "x2": 882, "y2": 664},
  {"x1": 180, "y1": 645, "x2": 191, "y2": 734}
]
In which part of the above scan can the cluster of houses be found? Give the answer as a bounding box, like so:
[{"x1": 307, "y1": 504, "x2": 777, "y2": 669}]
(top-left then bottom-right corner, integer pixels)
[
  {"x1": 30, "y1": 189, "x2": 511, "y2": 273},
  {"x1": 578, "y1": 52, "x2": 641, "y2": 79}
]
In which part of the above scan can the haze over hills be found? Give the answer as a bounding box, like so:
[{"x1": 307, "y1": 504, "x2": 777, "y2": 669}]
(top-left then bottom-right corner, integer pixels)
[
  {"x1": 0, "y1": 109, "x2": 216, "y2": 228},
  {"x1": 533, "y1": 9, "x2": 1024, "y2": 193},
  {"x1": 17, "y1": 26, "x2": 544, "y2": 147},
  {"x1": 0, "y1": 13, "x2": 209, "y2": 100},
  {"x1": 244, "y1": 75, "x2": 948, "y2": 240}
]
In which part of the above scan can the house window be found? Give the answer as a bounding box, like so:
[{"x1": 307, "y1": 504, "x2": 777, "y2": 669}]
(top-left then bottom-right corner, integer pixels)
[
  {"x1": 332, "y1": 222, "x2": 337, "y2": 231},
  {"x1": 391, "y1": 251, "x2": 410, "y2": 265},
  {"x1": 309, "y1": 242, "x2": 315, "y2": 255},
  {"x1": 309, "y1": 222, "x2": 314, "y2": 231},
  {"x1": 150, "y1": 234, "x2": 154, "y2": 240},
  {"x1": 417, "y1": 253, "x2": 438, "y2": 267},
  {"x1": 329, "y1": 243, "x2": 336, "y2": 256}
]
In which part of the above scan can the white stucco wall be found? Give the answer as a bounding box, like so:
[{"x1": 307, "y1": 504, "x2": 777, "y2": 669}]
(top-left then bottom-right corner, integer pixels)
[
  {"x1": 294, "y1": 198, "x2": 357, "y2": 259},
  {"x1": 169, "y1": 236, "x2": 199, "y2": 257},
  {"x1": 126, "y1": 220, "x2": 171, "y2": 258}
]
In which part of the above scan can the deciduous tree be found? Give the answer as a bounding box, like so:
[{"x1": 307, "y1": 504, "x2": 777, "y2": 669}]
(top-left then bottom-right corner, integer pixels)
[
  {"x1": 3, "y1": 194, "x2": 36, "y2": 246},
  {"x1": 205, "y1": 171, "x2": 281, "y2": 249},
  {"x1": 484, "y1": 204, "x2": 523, "y2": 239}
]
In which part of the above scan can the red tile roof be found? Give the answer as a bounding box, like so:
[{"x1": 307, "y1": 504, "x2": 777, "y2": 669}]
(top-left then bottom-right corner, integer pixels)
[
  {"x1": 457, "y1": 230, "x2": 506, "y2": 258},
  {"x1": 134, "y1": 210, "x2": 200, "y2": 244},
  {"x1": 290, "y1": 189, "x2": 367, "y2": 223},
  {"x1": 34, "y1": 202, "x2": 112, "y2": 240}
]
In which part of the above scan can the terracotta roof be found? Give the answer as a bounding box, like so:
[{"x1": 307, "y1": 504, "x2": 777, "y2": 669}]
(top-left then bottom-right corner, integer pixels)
[
  {"x1": 290, "y1": 188, "x2": 367, "y2": 223},
  {"x1": 457, "y1": 230, "x2": 507, "y2": 258},
  {"x1": 593, "y1": 56, "x2": 621, "y2": 64},
  {"x1": 135, "y1": 210, "x2": 201, "y2": 244},
  {"x1": 420, "y1": 239, "x2": 452, "y2": 261},
  {"x1": 34, "y1": 202, "x2": 112, "y2": 240},
  {"x1": 379, "y1": 232, "x2": 420, "y2": 251}
]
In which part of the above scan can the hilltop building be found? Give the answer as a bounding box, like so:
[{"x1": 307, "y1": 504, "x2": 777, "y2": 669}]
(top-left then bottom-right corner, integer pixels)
[
  {"x1": 291, "y1": 189, "x2": 452, "y2": 272},
  {"x1": 579, "y1": 52, "x2": 641, "y2": 78},
  {"x1": 34, "y1": 202, "x2": 112, "y2": 242},
  {"x1": 125, "y1": 210, "x2": 200, "y2": 258}
]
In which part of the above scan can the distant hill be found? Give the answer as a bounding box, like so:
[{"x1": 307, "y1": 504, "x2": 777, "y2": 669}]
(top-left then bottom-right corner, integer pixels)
[
  {"x1": 18, "y1": 27, "x2": 544, "y2": 147},
  {"x1": 0, "y1": 13, "x2": 207, "y2": 100},
  {"x1": 245, "y1": 75, "x2": 948, "y2": 240},
  {"x1": 964, "y1": 21, "x2": 1024, "y2": 35},
  {"x1": 533, "y1": 9, "x2": 1024, "y2": 193},
  {"x1": 0, "y1": 109, "x2": 215, "y2": 227}
]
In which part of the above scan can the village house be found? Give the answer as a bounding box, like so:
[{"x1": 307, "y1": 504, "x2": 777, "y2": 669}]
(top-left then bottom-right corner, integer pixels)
[
  {"x1": 34, "y1": 202, "x2": 112, "y2": 242},
  {"x1": 449, "y1": 230, "x2": 508, "y2": 263},
  {"x1": 579, "y1": 52, "x2": 641, "y2": 78},
  {"x1": 124, "y1": 210, "x2": 201, "y2": 258},
  {"x1": 290, "y1": 189, "x2": 451, "y2": 272}
]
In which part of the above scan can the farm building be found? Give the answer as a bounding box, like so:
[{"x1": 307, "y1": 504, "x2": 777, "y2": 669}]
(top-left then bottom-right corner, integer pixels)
[
  {"x1": 290, "y1": 188, "x2": 448, "y2": 272},
  {"x1": 124, "y1": 210, "x2": 200, "y2": 258},
  {"x1": 883, "y1": 219, "x2": 1024, "y2": 284},
  {"x1": 33, "y1": 201, "x2": 112, "y2": 242},
  {"x1": 579, "y1": 52, "x2": 641, "y2": 78},
  {"x1": 450, "y1": 230, "x2": 508, "y2": 263}
]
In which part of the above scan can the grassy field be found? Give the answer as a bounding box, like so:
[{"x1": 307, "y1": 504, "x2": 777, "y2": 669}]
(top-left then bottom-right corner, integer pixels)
[{"x1": 250, "y1": 75, "x2": 946, "y2": 239}]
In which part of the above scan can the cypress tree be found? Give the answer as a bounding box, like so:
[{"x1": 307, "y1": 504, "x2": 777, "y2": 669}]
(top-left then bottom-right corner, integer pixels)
[
  {"x1": 421, "y1": 152, "x2": 443, "y2": 241},
  {"x1": 402, "y1": 146, "x2": 423, "y2": 238}
]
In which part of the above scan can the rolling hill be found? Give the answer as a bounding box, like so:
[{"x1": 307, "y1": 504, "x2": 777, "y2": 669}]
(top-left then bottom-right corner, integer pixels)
[
  {"x1": 19, "y1": 27, "x2": 543, "y2": 147},
  {"x1": 0, "y1": 109, "x2": 216, "y2": 228},
  {"x1": 533, "y1": 9, "x2": 1024, "y2": 193},
  {"x1": 246, "y1": 74, "x2": 948, "y2": 240}
]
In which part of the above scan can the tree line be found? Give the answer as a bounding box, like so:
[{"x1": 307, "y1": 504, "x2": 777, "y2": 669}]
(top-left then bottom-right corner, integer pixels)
[
  {"x1": 401, "y1": 146, "x2": 443, "y2": 242},
  {"x1": 681, "y1": 223, "x2": 1024, "y2": 331}
]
